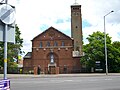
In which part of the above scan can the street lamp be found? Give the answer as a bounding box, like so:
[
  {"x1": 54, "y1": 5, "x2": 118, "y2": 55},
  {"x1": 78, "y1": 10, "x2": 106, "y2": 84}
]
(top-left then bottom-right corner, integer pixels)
[{"x1": 104, "y1": 10, "x2": 114, "y2": 75}]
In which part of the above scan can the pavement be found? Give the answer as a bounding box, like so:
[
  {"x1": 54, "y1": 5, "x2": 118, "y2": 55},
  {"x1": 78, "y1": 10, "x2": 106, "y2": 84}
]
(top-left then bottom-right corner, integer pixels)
[{"x1": 0, "y1": 73, "x2": 120, "y2": 79}]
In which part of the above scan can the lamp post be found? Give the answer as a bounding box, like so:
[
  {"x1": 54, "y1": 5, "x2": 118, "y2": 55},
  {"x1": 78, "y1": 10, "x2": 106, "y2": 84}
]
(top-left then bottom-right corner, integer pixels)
[{"x1": 104, "y1": 11, "x2": 114, "y2": 75}]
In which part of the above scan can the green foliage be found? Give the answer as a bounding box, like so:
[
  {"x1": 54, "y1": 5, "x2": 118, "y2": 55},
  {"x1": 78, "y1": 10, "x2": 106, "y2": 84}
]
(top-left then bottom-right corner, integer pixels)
[
  {"x1": 81, "y1": 31, "x2": 120, "y2": 72},
  {"x1": 112, "y1": 41, "x2": 120, "y2": 50},
  {"x1": 0, "y1": 24, "x2": 23, "y2": 68},
  {"x1": 108, "y1": 41, "x2": 120, "y2": 72}
]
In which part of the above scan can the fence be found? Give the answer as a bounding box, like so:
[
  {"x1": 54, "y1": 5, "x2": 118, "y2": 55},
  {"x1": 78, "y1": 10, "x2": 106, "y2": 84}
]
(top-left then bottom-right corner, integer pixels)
[
  {"x1": 0, "y1": 66, "x2": 99, "y2": 74},
  {"x1": 23, "y1": 66, "x2": 82, "y2": 74},
  {"x1": 0, "y1": 67, "x2": 23, "y2": 74}
]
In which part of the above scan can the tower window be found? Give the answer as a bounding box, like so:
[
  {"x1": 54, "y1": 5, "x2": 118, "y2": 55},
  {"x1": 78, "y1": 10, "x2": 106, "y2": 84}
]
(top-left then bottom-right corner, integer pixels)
[
  {"x1": 76, "y1": 12, "x2": 79, "y2": 15},
  {"x1": 76, "y1": 46, "x2": 80, "y2": 51},
  {"x1": 76, "y1": 26, "x2": 78, "y2": 28},
  {"x1": 72, "y1": 12, "x2": 79, "y2": 16},
  {"x1": 73, "y1": 7, "x2": 79, "y2": 10},
  {"x1": 40, "y1": 42, "x2": 42, "y2": 48}
]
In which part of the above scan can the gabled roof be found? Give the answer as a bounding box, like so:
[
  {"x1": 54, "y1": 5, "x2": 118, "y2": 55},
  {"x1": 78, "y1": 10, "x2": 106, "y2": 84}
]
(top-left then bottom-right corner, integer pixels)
[
  {"x1": 23, "y1": 52, "x2": 32, "y2": 59},
  {"x1": 32, "y1": 26, "x2": 72, "y2": 41}
]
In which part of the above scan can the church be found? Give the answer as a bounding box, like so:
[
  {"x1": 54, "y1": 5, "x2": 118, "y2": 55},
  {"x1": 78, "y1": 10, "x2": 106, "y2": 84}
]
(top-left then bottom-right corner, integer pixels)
[{"x1": 23, "y1": 2, "x2": 83, "y2": 74}]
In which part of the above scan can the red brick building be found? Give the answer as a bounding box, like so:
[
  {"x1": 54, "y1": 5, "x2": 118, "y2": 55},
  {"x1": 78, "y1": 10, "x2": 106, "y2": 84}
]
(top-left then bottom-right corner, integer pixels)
[{"x1": 23, "y1": 4, "x2": 83, "y2": 74}]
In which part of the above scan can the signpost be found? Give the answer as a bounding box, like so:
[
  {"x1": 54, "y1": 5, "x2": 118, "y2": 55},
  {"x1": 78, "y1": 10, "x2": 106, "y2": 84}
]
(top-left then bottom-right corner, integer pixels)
[
  {"x1": 0, "y1": 1, "x2": 15, "y2": 89},
  {"x1": 0, "y1": 0, "x2": 15, "y2": 80}
]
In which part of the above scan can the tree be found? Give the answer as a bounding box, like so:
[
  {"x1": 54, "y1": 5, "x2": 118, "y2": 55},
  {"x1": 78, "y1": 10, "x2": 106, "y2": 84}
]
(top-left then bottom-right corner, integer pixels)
[
  {"x1": 0, "y1": 24, "x2": 23, "y2": 68},
  {"x1": 112, "y1": 41, "x2": 120, "y2": 50},
  {"x1": 108, "y1": 41, "x2": 120, "y2": 72},
  {"x1": 81, "y1": 31, "x2": 120, "y2": 72}
]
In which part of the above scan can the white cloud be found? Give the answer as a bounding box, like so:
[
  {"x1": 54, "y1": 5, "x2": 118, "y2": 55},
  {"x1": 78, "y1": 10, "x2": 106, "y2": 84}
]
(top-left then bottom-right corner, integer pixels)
[{"x1": 7, "y1": 0, "x2": 120, "y2": 56}]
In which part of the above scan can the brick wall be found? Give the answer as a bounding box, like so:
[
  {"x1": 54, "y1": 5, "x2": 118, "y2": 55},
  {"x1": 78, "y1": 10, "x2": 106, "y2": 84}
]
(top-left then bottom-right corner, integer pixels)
[{"x1": 23, "y1": 27, "x2": 81, "y2": 74}]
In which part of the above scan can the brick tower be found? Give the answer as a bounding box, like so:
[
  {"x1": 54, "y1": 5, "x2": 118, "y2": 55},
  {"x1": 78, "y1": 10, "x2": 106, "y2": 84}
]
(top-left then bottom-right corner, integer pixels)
[{"x1": 71, "y1": 2, "x2": 83, "y2": 56}]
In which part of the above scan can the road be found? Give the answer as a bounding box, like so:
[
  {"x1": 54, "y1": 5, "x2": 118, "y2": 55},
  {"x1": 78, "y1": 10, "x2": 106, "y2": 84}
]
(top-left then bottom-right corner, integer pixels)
[{"x1": 10, "y1": 75, "x2": 120, "y2": 90}]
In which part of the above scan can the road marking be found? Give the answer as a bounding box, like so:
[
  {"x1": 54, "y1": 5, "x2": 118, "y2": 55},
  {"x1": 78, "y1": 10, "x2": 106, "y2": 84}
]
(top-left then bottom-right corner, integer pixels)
[
  {"x1": 50, "y1": 79, "x2": 73, "y2": 83},
  {"x1": 64, "y1": 80, "x2": 73, "y2": 82},
  {"x1": 105, "y1": 78, "x2": 112, "y2": 81}
]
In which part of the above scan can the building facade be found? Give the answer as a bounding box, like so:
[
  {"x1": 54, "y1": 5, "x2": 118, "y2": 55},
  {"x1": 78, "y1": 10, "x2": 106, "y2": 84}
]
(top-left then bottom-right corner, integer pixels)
[{"x1": 23, "y1": 3, "x2": 83, "y2": 74}]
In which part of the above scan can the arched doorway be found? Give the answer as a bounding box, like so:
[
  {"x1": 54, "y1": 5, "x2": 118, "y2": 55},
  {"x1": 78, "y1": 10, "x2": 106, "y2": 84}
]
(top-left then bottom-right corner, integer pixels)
[{"x1": 47, "y1": 51, "x2": 59, "y2": 74}]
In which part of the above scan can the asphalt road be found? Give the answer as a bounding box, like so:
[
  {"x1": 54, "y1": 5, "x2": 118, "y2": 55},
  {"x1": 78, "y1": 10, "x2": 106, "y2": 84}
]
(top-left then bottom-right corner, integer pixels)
[{"x1": 10, "y1": 75, "x2": 120, "y2": 90}]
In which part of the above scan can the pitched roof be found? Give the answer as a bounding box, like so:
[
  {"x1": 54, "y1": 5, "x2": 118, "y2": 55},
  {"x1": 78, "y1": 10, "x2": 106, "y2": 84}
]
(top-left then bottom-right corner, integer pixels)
[
  {"x1": 23, "y1": 52, "x2": 32, "y2": 59},
  {"x1": 32, "y1": 26, "x2": 72, "y2": 41}
]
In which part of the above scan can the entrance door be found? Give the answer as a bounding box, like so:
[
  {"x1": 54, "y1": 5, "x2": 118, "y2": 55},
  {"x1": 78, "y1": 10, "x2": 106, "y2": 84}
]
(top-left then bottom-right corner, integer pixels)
[{"x1": 49, "y1": 66, "x2": 55, "y2": 74}]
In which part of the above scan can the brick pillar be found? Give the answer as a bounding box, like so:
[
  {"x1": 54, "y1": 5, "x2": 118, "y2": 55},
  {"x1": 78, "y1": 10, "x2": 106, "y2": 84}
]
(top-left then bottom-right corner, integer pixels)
[
  {"x1": 34, "y1": 66, "x2": 37, "y2": 75},
  {"x1": 56, "y1": 67, "x2": 59, "y2": 74}
]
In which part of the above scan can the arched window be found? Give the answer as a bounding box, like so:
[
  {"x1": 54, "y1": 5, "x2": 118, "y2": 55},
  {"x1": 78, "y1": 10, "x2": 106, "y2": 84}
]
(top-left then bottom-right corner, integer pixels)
[
  {"x1": 54, "y1": 41, "x2": 58, "y2": 46},
  {"x1": 50, "y1": 53, "x2": 54, "y2": 63},
  {"x1": 46, "y1": 41, "x2": 50, "y2": 47},
  {"x1": 61, "y1": 41, "x2": 65, "y2": 46},
  {"x1": 40, "y1": 42, "x2": 42, "y2": 48}
]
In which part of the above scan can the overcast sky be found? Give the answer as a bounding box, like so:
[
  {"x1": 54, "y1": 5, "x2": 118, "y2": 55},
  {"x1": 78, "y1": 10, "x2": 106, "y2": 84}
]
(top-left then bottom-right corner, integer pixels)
[{"x1": 7, "y1": 0, "x2": 120, "y2": 56}]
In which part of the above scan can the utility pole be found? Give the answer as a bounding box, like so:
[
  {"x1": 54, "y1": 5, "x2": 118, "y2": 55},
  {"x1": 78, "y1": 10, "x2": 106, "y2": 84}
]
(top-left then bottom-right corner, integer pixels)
[
  {"x1": 104, "y1": 10, "x2": 114, "y2": 75},
  {"x1": 4, "y1": 0, "x2": 8, "y2": 79}
]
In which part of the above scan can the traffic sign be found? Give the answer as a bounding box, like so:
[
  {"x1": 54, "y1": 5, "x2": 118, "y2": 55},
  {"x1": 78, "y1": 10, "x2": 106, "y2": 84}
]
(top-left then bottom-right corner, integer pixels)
[
  {"x1": 0, "y1": 3, "x2": 15, "y2": 43},
  {"x1": 0, "y1": 4, "x2": 15, "y2": 24}
]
